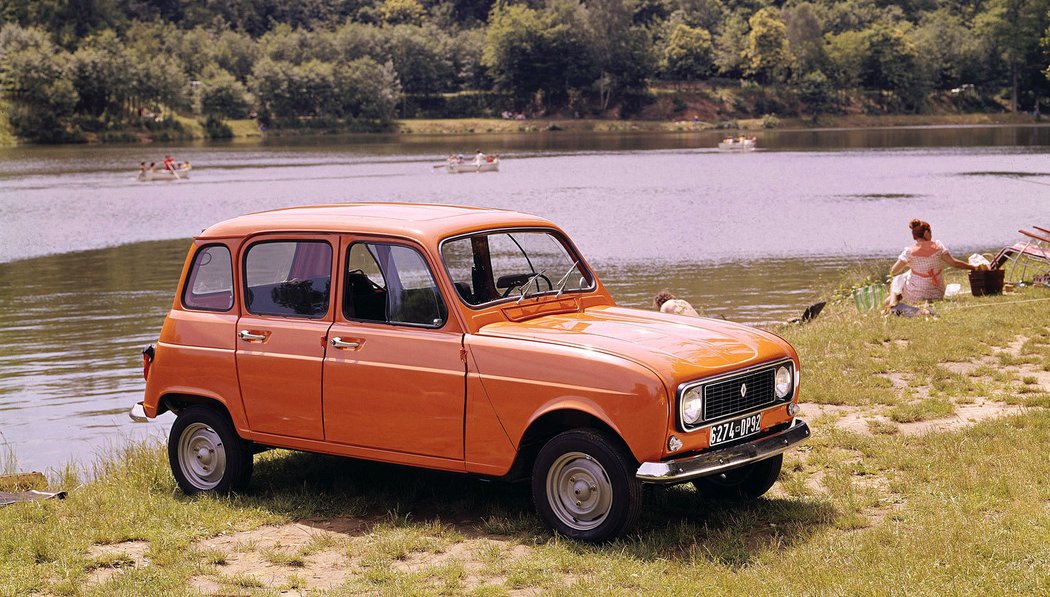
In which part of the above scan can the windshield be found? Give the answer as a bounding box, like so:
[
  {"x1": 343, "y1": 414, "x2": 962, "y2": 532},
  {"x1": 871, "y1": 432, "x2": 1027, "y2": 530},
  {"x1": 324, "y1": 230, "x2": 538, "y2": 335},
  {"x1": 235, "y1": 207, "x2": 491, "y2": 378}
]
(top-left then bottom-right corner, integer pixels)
[{"x1": 441, "y1": 230, "x2": 594, "y2": 307}]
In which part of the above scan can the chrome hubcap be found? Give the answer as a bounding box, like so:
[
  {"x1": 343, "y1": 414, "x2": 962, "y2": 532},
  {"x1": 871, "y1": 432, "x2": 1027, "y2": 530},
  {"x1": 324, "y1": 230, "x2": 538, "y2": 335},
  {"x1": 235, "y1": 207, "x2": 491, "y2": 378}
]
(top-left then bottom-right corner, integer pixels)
[
  {"x1": 546, "y1": 452, "x2": 612, "y2": 531},
  {"x1": 178, "y1": 422, "x2": 226, "y2": 490}
]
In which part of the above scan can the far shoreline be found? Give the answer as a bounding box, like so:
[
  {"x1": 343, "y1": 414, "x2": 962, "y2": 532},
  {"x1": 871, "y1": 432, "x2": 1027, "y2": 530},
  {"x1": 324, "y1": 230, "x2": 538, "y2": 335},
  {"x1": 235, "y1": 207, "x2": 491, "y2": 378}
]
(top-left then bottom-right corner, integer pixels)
[{"x1": 1, "y1": 112, "x2": 1045, "y2": 146}]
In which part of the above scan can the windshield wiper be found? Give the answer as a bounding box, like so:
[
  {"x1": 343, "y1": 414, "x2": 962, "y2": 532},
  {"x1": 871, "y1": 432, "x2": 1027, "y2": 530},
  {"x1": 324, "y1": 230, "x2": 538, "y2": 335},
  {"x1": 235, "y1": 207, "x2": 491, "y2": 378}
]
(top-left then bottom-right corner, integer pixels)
[
  {"x1": 516, "y1": 270, "x2": 546, "y2": 304},
  {"x1": 554, "y1": 261, "x2": 580, "y2": 298}
]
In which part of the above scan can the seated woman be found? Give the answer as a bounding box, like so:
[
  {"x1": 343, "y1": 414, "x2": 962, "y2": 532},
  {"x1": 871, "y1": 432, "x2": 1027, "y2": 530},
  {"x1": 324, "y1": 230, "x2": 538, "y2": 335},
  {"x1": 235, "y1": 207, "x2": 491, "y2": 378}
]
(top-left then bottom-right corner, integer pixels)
[{"x1": 888, "y1": 218, "x2": 976, "y2": 306}]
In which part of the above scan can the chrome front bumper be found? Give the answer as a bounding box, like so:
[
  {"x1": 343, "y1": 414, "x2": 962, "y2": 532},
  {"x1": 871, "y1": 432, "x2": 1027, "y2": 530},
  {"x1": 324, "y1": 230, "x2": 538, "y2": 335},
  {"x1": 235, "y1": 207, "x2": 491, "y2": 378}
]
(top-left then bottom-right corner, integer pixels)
[
  {"x1": 636, "y1": 419, "x2": 810, "y2": 484},
  {"x1": 128, "y1": 402, "x2": 148, "y2": 423}
]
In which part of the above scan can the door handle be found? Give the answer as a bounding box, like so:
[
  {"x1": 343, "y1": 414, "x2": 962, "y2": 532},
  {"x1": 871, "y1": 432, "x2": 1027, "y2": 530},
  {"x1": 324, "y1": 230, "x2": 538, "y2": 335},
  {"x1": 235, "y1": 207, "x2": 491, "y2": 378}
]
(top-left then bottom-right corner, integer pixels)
[
  {"x1": 238, "y1": 330, "x2": 268, "y2": 342},
  {"x1": 331, "y1": 337, "x2": 361, "y2": 349}
]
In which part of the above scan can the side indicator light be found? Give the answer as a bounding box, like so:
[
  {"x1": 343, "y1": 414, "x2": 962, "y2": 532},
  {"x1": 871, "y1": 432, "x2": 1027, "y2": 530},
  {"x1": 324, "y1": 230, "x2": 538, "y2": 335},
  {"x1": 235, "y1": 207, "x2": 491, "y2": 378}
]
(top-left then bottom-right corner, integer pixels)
[{"x1": 142, "y1": 344, "x2": 155, "y2": 380}]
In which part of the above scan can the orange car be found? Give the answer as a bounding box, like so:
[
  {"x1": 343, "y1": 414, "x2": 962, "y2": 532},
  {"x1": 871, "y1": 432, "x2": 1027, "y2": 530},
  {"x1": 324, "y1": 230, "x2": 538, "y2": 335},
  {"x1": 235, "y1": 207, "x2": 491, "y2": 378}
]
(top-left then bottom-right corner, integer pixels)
[{"x1": 131, "y1": 203, "x2": 809, "y2": 541}]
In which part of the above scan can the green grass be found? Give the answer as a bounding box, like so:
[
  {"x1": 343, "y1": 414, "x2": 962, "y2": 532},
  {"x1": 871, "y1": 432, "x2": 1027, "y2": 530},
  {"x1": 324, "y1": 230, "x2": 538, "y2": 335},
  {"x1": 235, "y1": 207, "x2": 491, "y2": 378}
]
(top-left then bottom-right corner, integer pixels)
[{"x1": 2, "y1": 286, "x2": 1049, "y2": 594}]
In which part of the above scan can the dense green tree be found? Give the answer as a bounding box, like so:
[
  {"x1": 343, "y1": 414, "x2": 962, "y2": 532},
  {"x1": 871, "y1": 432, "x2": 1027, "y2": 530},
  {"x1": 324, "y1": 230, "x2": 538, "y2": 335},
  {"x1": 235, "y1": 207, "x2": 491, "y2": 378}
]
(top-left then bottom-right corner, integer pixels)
[
  {"x1": 633, "y1": 0, "x2": 672, "y2": 26},
  {"x1": 822, "y1": 0, "x2": 901, "y2": 35},
  {"x1": 673, "y1": 0, "x2": 727, "y2": 32},
  {"x1": 381, "y1": 0, "x2": 425, "y2": 24},
  {"x1": 862, "y1": 23, "x2": 926, "y2": 109},
  {"x1": 713, "y1": 11, "x2": 749, "y2": 76},
  {"x1": 661, "y1": 23, "x2": 714, "y2": 79},
  {"x1": 797, "y1": 68, "x2": 834, "y2": 118},
  {"x1": 337, "y1": 57, "x2": 402, "y2": 121},
  {"x1": 825, "y1": 29, "x2": 866, "y2": 88},
  {"x1": 212, "y1": 29, "x2": 260, "y2": 82},
  {"x1": 0, "y1": 0, "x2": 125, "y2": 47},
  {"x1": 587, "y1": 0, "x2": 656, "y2": 112},
  {"x1": 250, "y1": 55, "x2": 400, "y2": 122},
  {"x1": 332, "y1": 22, "x2": 385, "y2": 61},
  {"x1": 744, "y1": 7, "x2": 792, "y2": 83},
  {"x1": 0, "y1": 26, "x2": 78, "y2": 140},
  {"x1": 70, "y1": 30, "x2": 132, "y2": 118},
  {"x1": 131, "y1": 53, "x2": 190, "y2": 114},
  {"x1": 383, "y1": 24, "x2": 455, "y2": 95},
  {"x1": 910, "y1": 10, "x2": 983, "y2": 90},
  {"x1": 974, "y1": 0, "x2": 1049, "y2": 111},
  {"x1": 198, "y1": 66, "x2": 251, "y2": 118},
  {"x1": 784, "y1": 3, "x2": 825, "y2": 78},
  {"x1": 1043, "y1": 13, "x2": 1050, "y2": 83},
  {"x1": 483, "y1": 1, "x2": 595, "y2": 106}
]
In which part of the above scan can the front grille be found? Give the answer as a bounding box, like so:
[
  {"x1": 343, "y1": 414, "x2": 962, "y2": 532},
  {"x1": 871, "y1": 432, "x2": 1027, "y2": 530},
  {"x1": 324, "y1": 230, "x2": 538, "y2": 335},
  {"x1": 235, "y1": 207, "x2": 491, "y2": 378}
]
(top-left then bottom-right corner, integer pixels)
[{"x1": 703, "y1": 367, "x2": 777, "y2": 422}]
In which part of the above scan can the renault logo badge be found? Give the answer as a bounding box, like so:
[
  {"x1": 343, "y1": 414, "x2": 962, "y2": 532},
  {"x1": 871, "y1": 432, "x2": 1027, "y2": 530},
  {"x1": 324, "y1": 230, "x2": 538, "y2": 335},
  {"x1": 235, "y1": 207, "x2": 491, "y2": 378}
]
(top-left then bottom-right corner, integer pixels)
[{"x1": 740, "y1": 383, "x2": 747, "y2": 397}]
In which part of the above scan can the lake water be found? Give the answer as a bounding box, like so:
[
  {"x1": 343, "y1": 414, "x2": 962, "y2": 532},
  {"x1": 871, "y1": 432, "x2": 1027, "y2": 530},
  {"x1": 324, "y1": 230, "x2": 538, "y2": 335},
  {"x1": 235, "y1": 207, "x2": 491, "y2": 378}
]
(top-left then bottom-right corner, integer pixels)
[{"x1": 1, "y1": 125, "x2": 1048, "y2": 471}]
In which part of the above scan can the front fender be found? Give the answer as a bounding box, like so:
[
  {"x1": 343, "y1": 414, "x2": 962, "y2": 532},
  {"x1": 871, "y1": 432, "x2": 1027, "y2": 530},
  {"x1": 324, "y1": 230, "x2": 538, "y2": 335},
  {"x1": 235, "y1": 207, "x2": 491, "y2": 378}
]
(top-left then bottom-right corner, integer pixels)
[{"x1": 466, "y1": 334, "x2": 668, "y2": 465}]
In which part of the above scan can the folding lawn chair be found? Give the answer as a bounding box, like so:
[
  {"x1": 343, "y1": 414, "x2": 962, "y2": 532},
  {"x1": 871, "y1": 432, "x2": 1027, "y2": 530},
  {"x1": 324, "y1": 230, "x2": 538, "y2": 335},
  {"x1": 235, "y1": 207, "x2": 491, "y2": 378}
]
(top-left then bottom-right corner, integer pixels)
[{"x1": 992, "y1": 227, "x2": 1050, "y2": 283}]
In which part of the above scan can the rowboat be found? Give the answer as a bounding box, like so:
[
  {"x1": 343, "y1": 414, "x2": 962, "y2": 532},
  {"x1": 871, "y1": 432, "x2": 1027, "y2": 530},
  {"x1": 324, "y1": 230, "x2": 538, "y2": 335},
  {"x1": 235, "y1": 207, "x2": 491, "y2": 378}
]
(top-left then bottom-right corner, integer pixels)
[
  {"x1": 137, "y1": 165, "x2": 191, "y2": 181},
  {"x1": 718, "y1": 138, "x2": 756, "y2": 152},
  {"x1": 446, "y1": 159, "x2": 499, "y2": 173}
]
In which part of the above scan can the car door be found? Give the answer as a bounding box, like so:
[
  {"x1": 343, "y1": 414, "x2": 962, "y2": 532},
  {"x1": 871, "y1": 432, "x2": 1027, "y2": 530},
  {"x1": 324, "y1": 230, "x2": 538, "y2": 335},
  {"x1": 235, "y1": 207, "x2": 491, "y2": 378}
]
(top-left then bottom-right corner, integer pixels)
[
  {"x1": 322, "y1": 238, "x2": 466, "y2": 460},
  {"x1": 235, "y1": 235, "x2": 336, "y2": 441}
]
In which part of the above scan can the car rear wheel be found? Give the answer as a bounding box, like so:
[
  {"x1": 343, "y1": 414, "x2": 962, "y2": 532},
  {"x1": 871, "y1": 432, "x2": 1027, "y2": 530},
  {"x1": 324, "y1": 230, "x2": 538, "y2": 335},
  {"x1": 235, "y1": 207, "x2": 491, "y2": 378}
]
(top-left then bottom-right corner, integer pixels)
[
  {"x1": 692, "y1": 454, "x2": 782, "y2": 501},
  {"x1": 531, "y1": 429, "x2": 642, "y2": 542},
  {"x1": 168, "y1": 405, "x2": 253, "y2": 495}
]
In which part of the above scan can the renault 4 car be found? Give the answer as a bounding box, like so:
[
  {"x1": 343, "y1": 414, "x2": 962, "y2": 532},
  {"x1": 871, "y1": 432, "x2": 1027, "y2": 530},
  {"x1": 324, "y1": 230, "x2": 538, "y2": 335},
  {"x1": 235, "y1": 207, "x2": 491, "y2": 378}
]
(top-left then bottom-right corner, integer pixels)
[{"x1": 131, "y1": 203, "x2": 809, "y2": 541}]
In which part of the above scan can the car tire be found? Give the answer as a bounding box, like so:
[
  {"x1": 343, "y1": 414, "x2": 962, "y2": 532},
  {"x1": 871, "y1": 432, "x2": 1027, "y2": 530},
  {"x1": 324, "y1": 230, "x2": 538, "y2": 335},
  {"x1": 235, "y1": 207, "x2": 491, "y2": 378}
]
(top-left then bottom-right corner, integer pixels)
[
  {"x1": 168, "y1": 405, "x2": 253, "y2": 495},
  {"x1": 532, "y1": 429, "x2": 642, "y2": 542},
  {"x1": 692, "y1": 454, "x2": 783, "y2": 501}
]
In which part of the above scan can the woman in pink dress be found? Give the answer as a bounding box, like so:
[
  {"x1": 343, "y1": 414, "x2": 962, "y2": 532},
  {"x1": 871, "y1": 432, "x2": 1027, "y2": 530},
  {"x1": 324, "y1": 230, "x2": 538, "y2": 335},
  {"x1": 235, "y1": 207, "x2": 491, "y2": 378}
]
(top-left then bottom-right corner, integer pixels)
[{"x1": 888, "y1": 219, "x2": 976, "y2": 305}]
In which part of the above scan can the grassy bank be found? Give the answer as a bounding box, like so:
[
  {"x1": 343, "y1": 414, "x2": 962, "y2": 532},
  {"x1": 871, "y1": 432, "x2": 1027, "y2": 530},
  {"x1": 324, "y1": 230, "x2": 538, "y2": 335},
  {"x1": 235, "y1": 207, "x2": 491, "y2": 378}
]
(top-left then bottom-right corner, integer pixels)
[
  {"x1": 2, "y1": 283, "x2": 1049, "y2": 595},
  {"x1": 0, "y1": 111, "x2": 1043, "y2": 147},
  {"x1": 393, "y1": 113, "x2": 1043, "y2": 136}
]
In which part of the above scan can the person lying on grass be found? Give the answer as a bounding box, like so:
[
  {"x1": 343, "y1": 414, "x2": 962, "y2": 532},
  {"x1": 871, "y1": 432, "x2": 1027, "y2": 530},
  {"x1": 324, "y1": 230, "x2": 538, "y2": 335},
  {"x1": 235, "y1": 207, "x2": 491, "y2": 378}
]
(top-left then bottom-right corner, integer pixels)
[{"x1": 885, "y1": 218, "x2": 977, "y2": 311}]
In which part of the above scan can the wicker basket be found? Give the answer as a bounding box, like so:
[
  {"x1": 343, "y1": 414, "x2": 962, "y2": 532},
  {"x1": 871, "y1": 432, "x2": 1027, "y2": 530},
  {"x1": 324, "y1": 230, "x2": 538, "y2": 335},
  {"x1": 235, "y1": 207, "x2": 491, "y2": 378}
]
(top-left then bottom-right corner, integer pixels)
[{"x1": 968, "y1": 269, "x2": 1005, "y2": 296}]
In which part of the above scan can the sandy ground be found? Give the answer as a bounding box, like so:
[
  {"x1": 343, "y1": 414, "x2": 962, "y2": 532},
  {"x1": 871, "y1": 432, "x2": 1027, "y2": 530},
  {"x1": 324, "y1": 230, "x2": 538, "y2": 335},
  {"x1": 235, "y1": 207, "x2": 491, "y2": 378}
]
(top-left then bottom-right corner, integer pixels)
[{"x1": 804, "y1": 335, "x2": 1046, "y2": 437}]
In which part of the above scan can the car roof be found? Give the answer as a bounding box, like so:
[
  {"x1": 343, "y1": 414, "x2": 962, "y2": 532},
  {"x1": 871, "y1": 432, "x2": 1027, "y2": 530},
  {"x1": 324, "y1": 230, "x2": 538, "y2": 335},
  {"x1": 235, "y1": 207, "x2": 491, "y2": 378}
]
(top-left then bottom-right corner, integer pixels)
[{"x1": 198, "y1": 203, "x2": 558, "y2": 242}]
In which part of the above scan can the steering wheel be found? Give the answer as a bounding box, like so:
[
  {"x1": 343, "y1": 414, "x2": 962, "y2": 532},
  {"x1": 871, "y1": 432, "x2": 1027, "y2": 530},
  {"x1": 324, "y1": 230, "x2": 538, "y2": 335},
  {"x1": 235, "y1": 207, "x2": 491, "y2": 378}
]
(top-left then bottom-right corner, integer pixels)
[
  {"x1": 500, "y1": 273, "x2": 553, "y2": 298},
  {"x1": 348, "y1": 268, "x2": 384, "y2": 292}
]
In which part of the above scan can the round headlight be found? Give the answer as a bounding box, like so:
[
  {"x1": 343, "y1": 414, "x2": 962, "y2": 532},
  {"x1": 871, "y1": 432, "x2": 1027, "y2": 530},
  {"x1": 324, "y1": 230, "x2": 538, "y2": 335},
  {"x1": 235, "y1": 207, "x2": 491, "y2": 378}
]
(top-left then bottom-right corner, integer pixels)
[
  {"x1": 681, "y1": 387, "x2": 703, "y2": 425},
  {"x1": 775, "y1": 365, "x2": 792, "y2": 398}
]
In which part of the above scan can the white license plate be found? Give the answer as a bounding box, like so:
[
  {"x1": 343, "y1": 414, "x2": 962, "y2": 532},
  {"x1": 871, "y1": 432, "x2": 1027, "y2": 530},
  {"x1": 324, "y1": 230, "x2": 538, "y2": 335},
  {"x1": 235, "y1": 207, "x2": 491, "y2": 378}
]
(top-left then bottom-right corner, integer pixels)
[{"x1": 709, "y1": 413, "x2": 762, "y2": 446}]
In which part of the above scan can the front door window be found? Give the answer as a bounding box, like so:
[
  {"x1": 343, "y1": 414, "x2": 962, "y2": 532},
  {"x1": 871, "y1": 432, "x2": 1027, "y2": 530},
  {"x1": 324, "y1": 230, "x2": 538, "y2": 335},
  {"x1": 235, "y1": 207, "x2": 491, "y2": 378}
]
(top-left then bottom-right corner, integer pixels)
[
  {"x1": 345, "y1": 243, "x2": 447, "y2": 327},
  {"x1": 323, "y1": 240, "x2": 463, "y2": 459}
]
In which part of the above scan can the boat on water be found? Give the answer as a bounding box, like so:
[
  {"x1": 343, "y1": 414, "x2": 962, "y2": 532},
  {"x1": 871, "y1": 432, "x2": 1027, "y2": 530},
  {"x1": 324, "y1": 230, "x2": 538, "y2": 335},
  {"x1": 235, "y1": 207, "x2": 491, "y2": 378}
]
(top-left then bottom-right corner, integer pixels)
[
  {"x1": 446, "y1": 158, "x2": 500, "y2": 173},
  {"x1": 718, "y1": 137, "x2": 757, "y2": 152},
  {"x1": 137, "y1": 164, "x2": 191, "y2": 181}
]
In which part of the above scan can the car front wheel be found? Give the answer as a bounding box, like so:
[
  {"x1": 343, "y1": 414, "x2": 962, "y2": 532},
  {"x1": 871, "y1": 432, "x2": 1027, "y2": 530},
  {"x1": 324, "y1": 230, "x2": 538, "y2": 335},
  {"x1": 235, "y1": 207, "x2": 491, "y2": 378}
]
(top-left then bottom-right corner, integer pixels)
[
  {"x1": 168, "y1": 405, "x2": 253, "y2": 495},
  {"x1": 692, "y1": 454, "x2": 782, "y2": 501},
  {"x1": 532, "y1": 429, "x2": 642, "y2": 542}
]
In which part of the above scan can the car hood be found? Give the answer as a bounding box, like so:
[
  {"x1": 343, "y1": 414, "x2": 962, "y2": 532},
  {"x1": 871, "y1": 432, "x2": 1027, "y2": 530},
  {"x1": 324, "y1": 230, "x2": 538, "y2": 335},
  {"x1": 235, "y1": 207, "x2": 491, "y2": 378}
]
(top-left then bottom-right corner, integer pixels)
[{"x1": 477, "y1": 305, "x2": 794, "y2": 388}]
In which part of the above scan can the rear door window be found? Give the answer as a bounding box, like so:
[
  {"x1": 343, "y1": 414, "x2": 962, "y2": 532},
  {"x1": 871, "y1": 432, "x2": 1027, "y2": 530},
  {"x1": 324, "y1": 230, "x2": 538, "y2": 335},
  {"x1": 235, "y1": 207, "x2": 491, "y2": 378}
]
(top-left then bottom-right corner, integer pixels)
[
  {"x1": 244, "y1": 240, "x2": 332, "y2": 318},
  {"x1": 182, "y1": 245, "x2": 234, "y2": 311}
]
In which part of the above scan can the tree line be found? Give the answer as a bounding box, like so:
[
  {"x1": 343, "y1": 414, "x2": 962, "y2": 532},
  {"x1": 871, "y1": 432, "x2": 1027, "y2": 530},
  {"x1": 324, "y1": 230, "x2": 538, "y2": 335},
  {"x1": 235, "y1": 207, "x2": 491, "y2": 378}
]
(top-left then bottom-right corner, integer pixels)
[{"x1": 0, "y1": 0, "x2": 1048, "y2": 142}]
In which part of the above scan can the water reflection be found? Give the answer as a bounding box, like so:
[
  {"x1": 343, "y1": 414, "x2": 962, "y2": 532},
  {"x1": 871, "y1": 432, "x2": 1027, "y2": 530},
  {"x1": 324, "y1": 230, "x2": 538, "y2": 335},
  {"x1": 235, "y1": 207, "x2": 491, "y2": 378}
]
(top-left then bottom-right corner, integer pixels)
[{"x1": 0, "y1": 240, "x2": 186, "y2": 470}]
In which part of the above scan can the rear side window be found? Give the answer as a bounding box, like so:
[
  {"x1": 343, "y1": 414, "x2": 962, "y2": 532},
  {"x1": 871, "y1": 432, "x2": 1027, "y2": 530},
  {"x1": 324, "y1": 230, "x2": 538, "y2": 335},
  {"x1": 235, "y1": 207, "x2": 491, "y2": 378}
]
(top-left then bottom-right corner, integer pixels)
[
  {"x1": 244, "y1": 240, "x2": 332, "y2": 318},
  {"x1": 182, "y1": 245, "x2": 234, "y2": 311}
]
